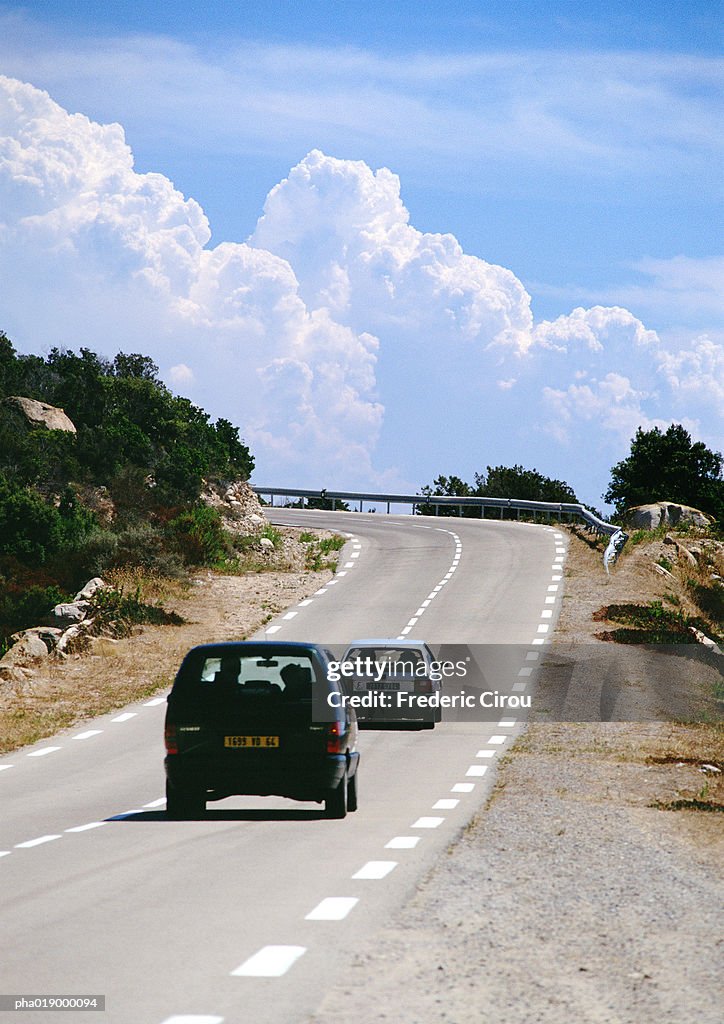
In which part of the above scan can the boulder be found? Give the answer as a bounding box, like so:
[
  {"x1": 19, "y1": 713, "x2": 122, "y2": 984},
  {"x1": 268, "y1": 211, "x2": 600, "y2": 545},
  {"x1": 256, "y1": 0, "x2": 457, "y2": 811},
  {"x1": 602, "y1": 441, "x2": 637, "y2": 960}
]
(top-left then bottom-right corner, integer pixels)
[
  {"x1": 259, "y1": 537, "x2": 275, "y2": 552},
  {"x1": 624, "y1": 502, "x2": 714, "y2": 530},
  {"x1": 0, "y1": 632, "x2": 50, "y2": 680},
  {"x1": 3, "y1": 396, "x2": 76, "y2": 432},
  {"x1": 47, "y1": 601, "x2": 89, "y2": 628},
  {"x1": 10, "y1": 626, "x2": 63, "y2": 653},
  {"x1": 74, "y1": 577, "x2": 106, "y2": 602},
  {"x1": 56, "y1": 619, "x2": 95, "y2": 657}
]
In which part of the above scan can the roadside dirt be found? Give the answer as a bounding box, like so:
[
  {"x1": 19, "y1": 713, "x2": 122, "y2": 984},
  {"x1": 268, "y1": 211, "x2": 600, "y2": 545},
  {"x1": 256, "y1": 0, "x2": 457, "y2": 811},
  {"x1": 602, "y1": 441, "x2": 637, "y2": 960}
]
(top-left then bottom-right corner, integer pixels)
[
  {"x1": 310, "y1": 527, "x2": 723, "y2": 1024},
  {"x1": 0, "y1": 527, "x2": 335, "y2": 753}
]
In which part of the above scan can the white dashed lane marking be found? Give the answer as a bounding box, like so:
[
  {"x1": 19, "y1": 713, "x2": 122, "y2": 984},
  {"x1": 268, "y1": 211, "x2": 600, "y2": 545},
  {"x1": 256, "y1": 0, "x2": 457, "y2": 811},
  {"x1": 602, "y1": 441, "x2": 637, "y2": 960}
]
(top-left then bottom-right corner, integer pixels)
[
  {"x1": 65, "y1": 822, "x2": 106, "y2": 833},
  {"x1": 111, "y1": 713, "x2": 137, "y2": 723},
  {"x1": 476, "y1": 749, "x2": 496, "y2": 758},
  {"x1": 433, "y1": 799, "x2": 459, "y2": 810},
  {"x1": 385, "y1": 836, "x2": 420, "y2": 849},
  {"x1": 73, "y1": 730, "x2": 103, "y2": 740},
  {"x1": 143, "y1": 698, "x2": 166, "y2": 707},
  {"x1": 265, "y1": 625, "x2": 281, "y2": 634},
  {"x1": 412, "y1": 816, "x2": 444, "y2": 829},
  {"x1": 466, "y1": 765, "x2": 487, "y2": 777},
  {"x1": 305, "y1": 897, "x2": 358, "y2": 921},
  {"x1": 352, "y1": 860, "x2": 397, "y2": 880},
  {"x1": 0, "y1": 765, "x2": 14, "y2": 771},
  {"x1": 15, "y1": 834, "x2": 62, "y2": 848},
  {"x1": 488, "y1": 735, "x2": 507, "y2": 745},
  {"x1": 160, "y1": 1016, "x2": 224, "y2": 1024},
  {"x1": 231, "y1": 945, "x2": 306, "y2": 977},
  {"x1": 27, "y1": 746, "x2": 61, "y2": 757},
  {"x1": 451, "y1": 782, "x2": 475, "y2": 793}
]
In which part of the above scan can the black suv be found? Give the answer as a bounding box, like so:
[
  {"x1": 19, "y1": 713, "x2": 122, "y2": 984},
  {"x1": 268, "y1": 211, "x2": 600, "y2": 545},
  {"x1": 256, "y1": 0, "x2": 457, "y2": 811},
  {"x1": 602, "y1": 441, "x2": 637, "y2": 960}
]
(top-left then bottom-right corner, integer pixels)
[{"x1": 164, "y1": 641, "x2": 359, "y2": 819}]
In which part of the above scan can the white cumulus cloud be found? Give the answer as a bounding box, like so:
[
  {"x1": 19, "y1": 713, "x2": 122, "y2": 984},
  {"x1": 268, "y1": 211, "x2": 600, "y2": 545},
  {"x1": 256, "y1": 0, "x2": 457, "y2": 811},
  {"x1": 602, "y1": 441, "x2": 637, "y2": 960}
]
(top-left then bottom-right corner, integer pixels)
[{"x1": 0, "y1": 75, "x2": 721, "y2": 501}]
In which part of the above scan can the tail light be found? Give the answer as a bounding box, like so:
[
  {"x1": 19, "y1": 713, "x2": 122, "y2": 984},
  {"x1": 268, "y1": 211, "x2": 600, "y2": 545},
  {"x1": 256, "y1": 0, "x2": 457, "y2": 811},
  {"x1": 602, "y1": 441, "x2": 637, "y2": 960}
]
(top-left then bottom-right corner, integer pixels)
[
  {"x1": 418, "y1": 678, "x2": 433, "y2": 693},
  {"x1": 326, "y1": 720, "x2": 344, "y2": 754},
  {"x1": 164, "y1": 724, "x2": 178, "y2": 754}
]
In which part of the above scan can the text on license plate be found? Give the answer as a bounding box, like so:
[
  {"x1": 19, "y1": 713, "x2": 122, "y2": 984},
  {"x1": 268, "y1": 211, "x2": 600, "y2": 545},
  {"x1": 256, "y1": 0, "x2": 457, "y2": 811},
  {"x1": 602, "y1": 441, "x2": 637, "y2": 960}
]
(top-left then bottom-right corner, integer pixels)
[{"x1": 224, "y1": 735, "x2": 280, "y2": 748}]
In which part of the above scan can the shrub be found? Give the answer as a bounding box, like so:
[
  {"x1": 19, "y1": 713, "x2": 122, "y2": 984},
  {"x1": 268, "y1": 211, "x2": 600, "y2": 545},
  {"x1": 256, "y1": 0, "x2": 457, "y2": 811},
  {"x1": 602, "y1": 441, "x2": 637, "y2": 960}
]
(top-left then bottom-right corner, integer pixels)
[{"x1": 168, "y1": 505, "x2": 232, "y2": 565}]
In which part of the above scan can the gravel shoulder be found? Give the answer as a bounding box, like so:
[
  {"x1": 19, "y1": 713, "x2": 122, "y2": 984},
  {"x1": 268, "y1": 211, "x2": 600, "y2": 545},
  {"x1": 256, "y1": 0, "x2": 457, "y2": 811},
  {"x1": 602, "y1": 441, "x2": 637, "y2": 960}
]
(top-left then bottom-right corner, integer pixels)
[{"x1": 310, "y1": 527, "x2": 723, "y2": 1024}]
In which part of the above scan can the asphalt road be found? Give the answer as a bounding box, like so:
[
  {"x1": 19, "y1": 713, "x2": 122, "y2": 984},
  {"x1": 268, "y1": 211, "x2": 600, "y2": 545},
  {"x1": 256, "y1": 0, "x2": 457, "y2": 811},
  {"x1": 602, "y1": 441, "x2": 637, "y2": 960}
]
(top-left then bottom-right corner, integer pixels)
[{"x1": 0, "y1": 510, "x2": 567, "y2": 1024}]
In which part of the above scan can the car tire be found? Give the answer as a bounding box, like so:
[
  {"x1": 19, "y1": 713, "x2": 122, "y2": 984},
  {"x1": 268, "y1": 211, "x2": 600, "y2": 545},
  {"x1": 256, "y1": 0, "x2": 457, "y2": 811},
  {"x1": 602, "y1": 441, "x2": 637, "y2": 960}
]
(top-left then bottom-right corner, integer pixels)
[
  {"x1": 166, "y1": 780, "x2": 205, "y2": 819},
  {"x1": 347, "y1": 769, "x2": 359, "y2": 812},
  {"x1": 325, "y1": 772, "x2": 348, "y2": 819}
]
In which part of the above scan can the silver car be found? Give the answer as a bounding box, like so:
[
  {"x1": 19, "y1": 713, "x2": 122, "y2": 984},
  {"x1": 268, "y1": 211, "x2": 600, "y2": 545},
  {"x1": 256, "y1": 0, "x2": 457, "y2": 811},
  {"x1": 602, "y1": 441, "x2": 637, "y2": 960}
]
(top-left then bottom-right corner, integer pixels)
[{"x1": 339, "y1": 639, "x2": 441, "y2": 729}]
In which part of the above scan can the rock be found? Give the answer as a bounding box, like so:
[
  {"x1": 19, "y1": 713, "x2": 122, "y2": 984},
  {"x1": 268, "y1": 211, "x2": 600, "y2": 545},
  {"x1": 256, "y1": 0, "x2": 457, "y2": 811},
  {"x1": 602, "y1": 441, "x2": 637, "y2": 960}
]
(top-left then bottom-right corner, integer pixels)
[
  {"x1": 676, "y1": 545, "x2": 697, "y2": 567},
  {"x1": 0, "y1": 663, "x2": 34, "y2": 683},
  {"x1": 624, "y1": 502, "x2": 714, "y2": 530},
  {"x1": 74, "y1": 577, "x2": 106, "y2": 602},
  {"x1": 688, "y1": 626, "x2": 723, "y2": 656},
  {"x1": 47, "y1": 601, "x2": 90, "y2": 628},
  {"x1": 10, "y1": 626, "x2": 63, "y2": 653},
  {"x1": 653, "y1": 563, "x2": 675, "y2": 580},
  {"x1": 55, "y1": 619, "x2": 95, "y2": 657},
  {"x1": 0, "y1": 631, "x2": 51, "y2": 679},
  {"x1": 200, "y1": 479, "x2": 267, "y2": 534},
  {"x1": 259, "y1": 537, "x2": 275, "y2": 551},
  {"x1": 3, "y1": 395, "x2": 76, "y2": 432}
]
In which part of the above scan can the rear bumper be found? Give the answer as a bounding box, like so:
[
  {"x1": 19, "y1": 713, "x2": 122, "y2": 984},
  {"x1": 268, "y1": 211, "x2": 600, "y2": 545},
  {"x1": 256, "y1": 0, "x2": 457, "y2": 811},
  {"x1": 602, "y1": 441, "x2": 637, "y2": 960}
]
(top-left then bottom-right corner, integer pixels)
[{"x1": 165, "y1": 752, "x2": 357, "y2": 802}]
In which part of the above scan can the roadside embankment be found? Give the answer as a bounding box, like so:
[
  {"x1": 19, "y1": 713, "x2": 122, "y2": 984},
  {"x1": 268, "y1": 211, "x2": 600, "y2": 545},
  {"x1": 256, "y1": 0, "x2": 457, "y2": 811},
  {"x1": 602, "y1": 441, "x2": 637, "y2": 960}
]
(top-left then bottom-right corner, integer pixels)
[{"x1": 310, "y1": 526, "x2": 723, "y2": 1024}]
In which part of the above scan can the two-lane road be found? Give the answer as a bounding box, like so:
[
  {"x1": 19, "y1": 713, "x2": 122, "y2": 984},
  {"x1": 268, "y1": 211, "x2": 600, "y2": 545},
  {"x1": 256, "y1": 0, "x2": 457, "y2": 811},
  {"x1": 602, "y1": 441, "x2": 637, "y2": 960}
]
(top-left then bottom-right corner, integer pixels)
[{"x1": 0, "y1": 511, "x2": 567, "y2": 1024}]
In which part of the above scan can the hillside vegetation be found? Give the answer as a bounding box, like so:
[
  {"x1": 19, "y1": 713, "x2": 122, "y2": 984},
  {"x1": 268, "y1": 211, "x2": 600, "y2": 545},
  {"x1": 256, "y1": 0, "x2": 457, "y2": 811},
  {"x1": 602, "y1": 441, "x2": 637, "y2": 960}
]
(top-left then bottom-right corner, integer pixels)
[{"x1": 0, "y1": 332, "x2": 254, "y2": 647}]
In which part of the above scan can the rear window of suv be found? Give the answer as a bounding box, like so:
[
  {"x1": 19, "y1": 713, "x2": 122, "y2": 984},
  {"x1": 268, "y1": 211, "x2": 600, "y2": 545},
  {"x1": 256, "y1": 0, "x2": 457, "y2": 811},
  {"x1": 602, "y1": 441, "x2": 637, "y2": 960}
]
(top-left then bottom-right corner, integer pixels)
[{"x1": 173, "y1": 649, "x2": 318, "y2": 700}]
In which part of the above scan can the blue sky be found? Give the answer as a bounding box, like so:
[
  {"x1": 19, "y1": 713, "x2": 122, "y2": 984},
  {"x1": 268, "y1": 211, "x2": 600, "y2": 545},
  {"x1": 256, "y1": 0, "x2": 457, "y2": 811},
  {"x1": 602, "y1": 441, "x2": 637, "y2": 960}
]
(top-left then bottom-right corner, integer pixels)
[{"x1": 0, "y1": 1, "x2": 721, "y2": 506}]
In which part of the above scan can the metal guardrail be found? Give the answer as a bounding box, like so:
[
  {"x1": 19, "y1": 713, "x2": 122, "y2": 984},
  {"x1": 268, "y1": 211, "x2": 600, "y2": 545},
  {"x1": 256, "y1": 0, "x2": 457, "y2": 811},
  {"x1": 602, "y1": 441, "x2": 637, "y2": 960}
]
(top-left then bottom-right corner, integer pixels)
[{"x1": 251, "y1": 485, "x2": 618, "y2": 536}]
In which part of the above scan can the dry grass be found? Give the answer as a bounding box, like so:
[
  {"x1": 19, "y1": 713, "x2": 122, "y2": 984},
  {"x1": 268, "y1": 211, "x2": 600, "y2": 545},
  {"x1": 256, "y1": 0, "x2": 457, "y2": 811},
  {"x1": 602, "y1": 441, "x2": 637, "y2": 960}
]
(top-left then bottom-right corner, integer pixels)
[{"x1": 0, "y1": 561, "x2": 332, "y2": 755}]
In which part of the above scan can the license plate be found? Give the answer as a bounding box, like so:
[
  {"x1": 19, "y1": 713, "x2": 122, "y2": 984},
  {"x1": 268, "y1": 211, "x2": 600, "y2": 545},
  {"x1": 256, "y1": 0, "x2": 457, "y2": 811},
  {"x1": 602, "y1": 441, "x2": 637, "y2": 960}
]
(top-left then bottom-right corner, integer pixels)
[{"x1": 224, "y1": 735, "x2": 279, "y2": 748}]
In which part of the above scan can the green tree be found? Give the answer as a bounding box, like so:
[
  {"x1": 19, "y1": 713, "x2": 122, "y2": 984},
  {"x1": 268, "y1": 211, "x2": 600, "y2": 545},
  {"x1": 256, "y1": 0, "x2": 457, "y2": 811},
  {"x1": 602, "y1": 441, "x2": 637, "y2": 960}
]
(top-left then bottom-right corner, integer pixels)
[
  {"x1": 605, "y1": 424, "x2": 724, "y2": 522},
  {"x1": 476, "y1": 465, "x2": 577, "y2": 503},
  {"x1": 417, "y1": 466, "x2": 577, "y2": 516},
  {"x1": 418, "y1": 475, "x2": 476, "y2": 516}
]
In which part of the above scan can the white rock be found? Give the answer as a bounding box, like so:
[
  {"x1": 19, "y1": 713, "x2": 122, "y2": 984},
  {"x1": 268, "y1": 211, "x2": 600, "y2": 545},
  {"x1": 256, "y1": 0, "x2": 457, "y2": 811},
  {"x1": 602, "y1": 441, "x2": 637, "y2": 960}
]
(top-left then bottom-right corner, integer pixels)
[
  {"x1": 48, "y1": 601, "x2": 89, "y2": 627},
  {"x1": 625, "y1": 502, "x2": 714, "y2": 530},
  {"x1": 74, "y1": 577, "x2": 107, "y2": 602}
]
